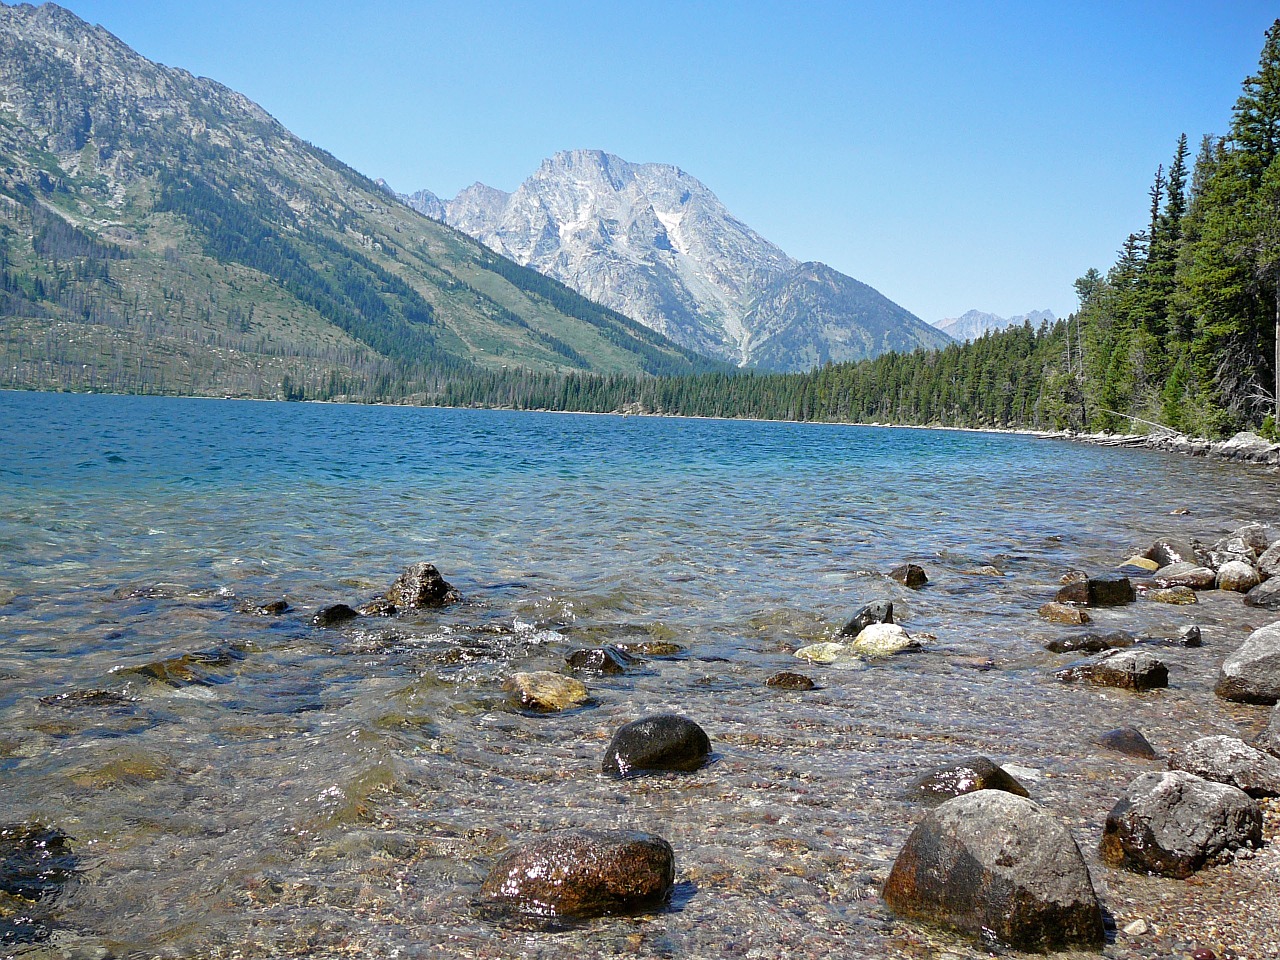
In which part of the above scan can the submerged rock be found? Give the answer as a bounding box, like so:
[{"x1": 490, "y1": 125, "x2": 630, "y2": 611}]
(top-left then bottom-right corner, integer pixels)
[
  {"x1": 1216, "y1": 622, "x2": 1280, "y2": 704},
  {"x1": 1168, "y1": 735, "x2": 1280, "y2": 797},
  {"x1": 849, "y1": 622, "x2": 919, "y2": 656},
  {"x1": 612, "y1": 639, "x2": 685, "y2": 658},
  {"x1": 386, "y1": 562, "x2": 461, "y2": 608},
  {"x1": 503, "y1": 672, "x2": 589, "y2": 712},
  {"x1": 602, "y1": 714, "x2": 710, "y2": 777},
  {"x1": 1053, "y1": 649, "x2": 1168, "y2": 692},
  {"x1": 238, "y1": 599, "x2": 290, "y2": 616},
  {"x1": 477, "y1": 829, "x2": 674, "y2": 922},
  {"x1": 1044, "y1": 631, "x2": 1133, "y2": 654},
  {"x1": 1099, "y1": 770, "x2": 1261, "y2": 878},
  {"x1": 882, "y1": 791, "x2": 1104, "y2": 952},
  {"x1": 356, "y1": 597, "x2": 397, "y2": 617},
  {"x1": 906, "y1": 756, "x2": 1030, "y2": 805},
  {"x1": 794, "y1": 641, "x2": 849, "y2": 664},
  {"x1": 765, "y1": 671, "x2": 815, "y2": 690},
  {"x1": 889, "y1": 563, "x2": 928, "y2": 588},
  {"x1": 116, "y1": 647, "x2": 244, "y2": 688},
  {"x1": 1038, "y1": 602, "x2": 1090, "y2": 625},
  {"x1": 839, "y1": 600, "x2": 893, "y2": 637},
  {"x1": 1097, "y1": 726, "x2": 1158, "y2": 759},
  {"x1": 1146, "y1": 585, "x2": 1198, "y2": 605},
  {"x1": 312, "y1": 603, "x2": 359, "y2": 627},
  {"x1": 0, "y1": 823, "x2": 77, "y2": 900}
]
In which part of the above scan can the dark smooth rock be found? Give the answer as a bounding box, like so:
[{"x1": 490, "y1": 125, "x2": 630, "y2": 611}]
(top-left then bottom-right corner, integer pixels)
[
  {"x1": 1039, "y1": 601, "x2": 1090, "y2": 625},
  {"x1": 1167, "y1": 735, "x2": 1280, "y2": 797},
  {"x1": 765, "y1": 671, "x2": 815, "y2": 690},
  {"x1": 0, "y1": 823, "x2": 77, "y2": 900},
  {"x1": 882, "y1": 791, "x2": 1104, "y2": 951},
  {"x1": 1054, "y1": 649, "x2": 1168, "y2": 691},
  {"x1": 1145, "y1": 537, "x2": 1202, "y2": 568},
  {"x1": 889, "y1": 563, "x2": 928, "y2": 589},
  {"x1": 1154, "y1": 561, "x2": 1216, "y2": 590},
  {"x1": 566, "y1": 646, "x2": 633, "y2": 675},
  {"x1": 478, "y1": 829, "x2": 674, "y2": 921},
  {"x1": 238, "y1": 599, "x2": 289, "y2": 616},
  {"x1": 906, "y1": 756, "x2": 1030, "y2": 806},
  {"x1": 840, "y1": 600, "x2": 893, "y2": 637},
  {"x1": 1044, "y1": 631, "x2": 1133, "y2": 654},
  {"x1": 1216, "y1": 622, "x2": 1280, "y2": 704},
  {"x1": 1097, "y1": 726, "x2": 1158, "y2": 759},
  {"x1": 602, "y1": 714, "x2": 711, "y2": 777},
  {"x1": 1099, "y1": 770, "x2": 1261, "y2": 878},
  {"x1": 1243, "y1": 577, "x2": 1280, "y2": 610},
  {"x1": 386, "y1": 562, "x2": 461, "y2": 608},
  {"x1": 312, "y1": 603, "x2": 359, "y2": 627},
  {"x1": 1087, "y1": 575, "x2": 1136, "y2": 606},
  {"x1": 356, "y1": 598, "x2": 397, "y2": 617}
]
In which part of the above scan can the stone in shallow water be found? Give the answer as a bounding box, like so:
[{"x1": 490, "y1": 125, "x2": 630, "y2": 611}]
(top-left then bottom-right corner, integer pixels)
[
  {"x1": 882, "y1": 791, "x2": 1104, "y2": 951},
  {"x1": 503, "y1": 671, "x2": 589, "y2": 712},
  {"x1": 1099, "y1": 770, "x2": 1261, "y2": 878},
  {"x1": 386, "y1": 562, "x2": 461, "y2": 608},
  {"x1": 1216, "y1": 622, "x2": 1280, "y2": 704},
  {"x1": 356, "y1": 597, "x2": 397, "y2": 617},
  {"x1": 1097, "y1": 726, "x2": 1158, "y2": 759},
  {"x1": 1087, "y1": 574, "x2": 1136, "y2": 606},
  {"x1": 889, "y1": 563, "x2": 928, "y2": 588},
  {"x1": 477, "y1": 829, "x2": 674, "y2": 922},
  {"x1": 794, "y1": 641, "x2": 849, "y2": 664},
  {"x1": 602, "y1": 714, "x2": 710, "y2": 777},
  {"x1": 839, "y1": 600, "x2": 893, "y2": 637},
  {"x1": 765, "y1": 671, "x2": 815, "y2": 690},
  {"x1": 849, "y1": 622, "x2": 919, "y2": 656},
  {"x1": 1044, "y1": 631, "x2": 1133, "y2": 654},
  {"x1": 906, "y1": 756, "x2": 1030, "y2": 805},
  {"x1": 565, "y1": 646, "x2": 633, "y2": 675},
  {"x1": 1154, "y1": 561, "x2": 1216, "y2": 590},
  {"x1": 1145, "y1": 537, "x2": 1201, "y2": 568},
  {"x1": 611, "y1": 639, "x2": 685, "y2": 657},
  {"x1": 1244, "y1": 577, "x2": 1280, "y2": 610},
  {"x1": 312, "y1": 603, "x2": 359, "y2": 627},
  {"x1": 1038, "y1": 602, "x2": 1090, "y2": 625},
  {"x1": 0, "y1": 823, "x2": 77, "y2": 901},
  {"x1": 1217, "y1": 560, "x2": 1261, "y2": 593},
  {"x1": 1146, "y1": 585, "x2": 1198, "y2": 605},
  {"x1": 1054, "y1": 649, "x2": 1168, "y2": 691}
]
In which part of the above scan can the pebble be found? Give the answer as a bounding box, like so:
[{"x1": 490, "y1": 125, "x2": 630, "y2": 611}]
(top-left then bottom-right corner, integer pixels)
[{"x1": 1122, "y1": 918, "x2": 1148, "y2": 936}]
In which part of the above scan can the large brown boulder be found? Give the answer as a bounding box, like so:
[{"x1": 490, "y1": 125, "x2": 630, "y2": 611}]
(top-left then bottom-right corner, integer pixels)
[
  {"x1": 478, "y1": 830, "x2": 674, "y2": 921},
  {"x1": 1099, "y1": 770, "x2": 1261, "y2": 878},
  {"x1": 882, "y1": 791, "x2": 1104, "y2": 951}
]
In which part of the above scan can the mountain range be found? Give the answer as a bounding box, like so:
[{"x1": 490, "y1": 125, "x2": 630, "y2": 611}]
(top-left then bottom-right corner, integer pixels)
[
  {"x1": 395, "y1": 150, "x2": 952, "y2": 371},
  {"x1": 0, "y1": 2, "x2": 717, "y2": 400},
  {"x1": 932, "y1": 309, "x2": 1056, "y2": 342}
]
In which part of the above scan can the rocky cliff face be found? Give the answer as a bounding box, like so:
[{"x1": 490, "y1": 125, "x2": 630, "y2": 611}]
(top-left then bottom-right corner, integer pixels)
[
  {"x1": 415, "y1": 149, "x2": 950, "y2": 370},
  {"x1": 934, "y1": 309, "x2": 1056, "y2": 342}
]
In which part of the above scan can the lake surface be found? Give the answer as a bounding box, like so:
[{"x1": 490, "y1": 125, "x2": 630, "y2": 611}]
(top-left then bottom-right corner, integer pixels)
[{"x1": 1, "y1": 390, "x2": 1278, "y2": 958}]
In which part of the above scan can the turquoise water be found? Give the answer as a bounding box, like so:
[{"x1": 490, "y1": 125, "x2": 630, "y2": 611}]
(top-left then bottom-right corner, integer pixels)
[{"x1": 0, "y1": 390, "x2": 1276, "y2": 958}]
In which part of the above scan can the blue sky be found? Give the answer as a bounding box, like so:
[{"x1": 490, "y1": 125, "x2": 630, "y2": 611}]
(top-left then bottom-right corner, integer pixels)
[{"x1": 55, "y1": 0, "x2": 1280, "y2": 323}]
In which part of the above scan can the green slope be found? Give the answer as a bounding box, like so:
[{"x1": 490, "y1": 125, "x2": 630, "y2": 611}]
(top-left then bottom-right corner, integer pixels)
[{"x1": 0, "y1": 2, "x2": 719, "y2": 400}]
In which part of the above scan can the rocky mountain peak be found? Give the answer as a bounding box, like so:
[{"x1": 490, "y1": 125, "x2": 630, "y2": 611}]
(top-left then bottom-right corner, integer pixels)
[{"x1": 410, "y1": 150, "x2": 948, "y2": 370}]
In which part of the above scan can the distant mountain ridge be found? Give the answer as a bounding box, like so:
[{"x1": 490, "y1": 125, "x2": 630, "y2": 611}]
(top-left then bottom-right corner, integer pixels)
[
  {"x1": 933, "y1": 309, "x2": 1056, "y2": 342},
  {"x1": 398, "y1": 149, "x2": 951, "y2": 371}
]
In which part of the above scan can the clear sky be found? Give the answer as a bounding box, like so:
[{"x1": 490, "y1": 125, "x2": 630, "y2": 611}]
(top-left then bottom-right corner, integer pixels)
[{"x1": 51, "y1": 0, "x2": 1280, "y2": 323}]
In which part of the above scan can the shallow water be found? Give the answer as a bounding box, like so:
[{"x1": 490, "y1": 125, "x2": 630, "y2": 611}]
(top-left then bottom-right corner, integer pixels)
[{"x1": 1, "y1": 391, "x2": 1278, "y2": 958}]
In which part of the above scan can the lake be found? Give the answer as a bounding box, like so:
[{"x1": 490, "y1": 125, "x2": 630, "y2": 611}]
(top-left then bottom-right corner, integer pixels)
[{"x1": 1, "y1": 390, "x2": 1277, "y2": 957}]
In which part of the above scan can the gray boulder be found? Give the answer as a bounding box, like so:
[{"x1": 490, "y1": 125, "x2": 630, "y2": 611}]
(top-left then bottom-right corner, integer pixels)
[
  {"x1": 1258, "y1": 541, "x2": 1280, "y2": 579},
  {"x1": 840, "y1": 600, "x2": 893, "y2": 637},
  {"x1": 1216, "y1": 622, "x2": 1280, "y2": 704},
  {"x1": 477, "y1": 829, "x2": 674, "y2": 921},
  {"x1": 1244, "y1": 578, "x2": 1280, "y2": 610},
  {"x1": 1099, "y1": 770, "x2": 1261, "y2": 878},
  {"x1": 1260, "y1": 705, "x2": 1280, "y2": 757},
  {"x1": 1154, "y1": 562, "x2": 1216, "y2": 590},
  {"x1": 1145, "y1": 537, "x2": 1201, "y2": 568},
  {"x1": 1168, "y1": 735, "x2": 1280, "y2": 797},
  {"x1": 882, "y1": 791, "x2": 1104, "y2": 951}
]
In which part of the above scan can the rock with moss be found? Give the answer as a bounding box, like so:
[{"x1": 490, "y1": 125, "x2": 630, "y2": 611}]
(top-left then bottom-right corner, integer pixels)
[{"x1": 503, "y1": 671, "x2": 589, "y2": 712}]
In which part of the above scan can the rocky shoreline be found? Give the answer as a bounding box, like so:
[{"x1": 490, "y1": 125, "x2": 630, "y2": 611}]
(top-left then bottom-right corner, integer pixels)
[{"x1": 1041, "y1": 429, "x2": 1280, "y2": 468}]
